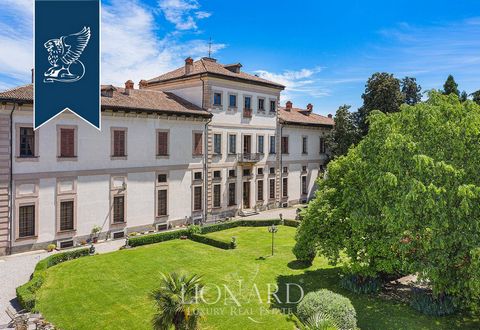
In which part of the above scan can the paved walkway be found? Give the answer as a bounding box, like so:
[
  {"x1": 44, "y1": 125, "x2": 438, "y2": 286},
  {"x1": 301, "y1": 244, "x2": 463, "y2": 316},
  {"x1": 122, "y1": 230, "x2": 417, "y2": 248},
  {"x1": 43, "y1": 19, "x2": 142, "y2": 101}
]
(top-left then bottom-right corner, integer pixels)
[{"x1": 0, "y1": 207, "x2": 299, "y2": 328}]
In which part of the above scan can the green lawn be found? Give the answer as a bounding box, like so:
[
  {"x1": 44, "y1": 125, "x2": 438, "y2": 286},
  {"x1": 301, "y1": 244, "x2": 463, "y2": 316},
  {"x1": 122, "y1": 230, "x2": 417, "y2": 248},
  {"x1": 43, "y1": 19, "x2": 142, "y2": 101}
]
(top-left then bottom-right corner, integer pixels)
[{"x1": 36, "y1": 226, "x2": 479, "y2": 329}]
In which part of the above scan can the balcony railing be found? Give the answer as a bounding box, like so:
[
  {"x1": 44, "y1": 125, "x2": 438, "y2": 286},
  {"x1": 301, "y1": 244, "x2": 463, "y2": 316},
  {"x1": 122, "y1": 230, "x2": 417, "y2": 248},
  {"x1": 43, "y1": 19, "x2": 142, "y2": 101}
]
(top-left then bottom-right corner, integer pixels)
[
  {"x1": 237, "y1": 153, "x2": 260, "y2": 163},
  {"x1": 243, "y1": 108, "x2": 252, "y2": 118}
]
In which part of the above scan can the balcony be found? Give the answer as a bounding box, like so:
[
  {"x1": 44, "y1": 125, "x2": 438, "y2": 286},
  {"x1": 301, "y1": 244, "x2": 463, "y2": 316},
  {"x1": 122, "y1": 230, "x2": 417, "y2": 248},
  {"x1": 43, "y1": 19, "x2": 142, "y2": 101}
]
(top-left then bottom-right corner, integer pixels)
[
  {"x1": 237, "y1": 153, "x2": 260, "y2": 163},
  {"x1": 243, "y1": 108, "x2": 252, "y2": 118}
]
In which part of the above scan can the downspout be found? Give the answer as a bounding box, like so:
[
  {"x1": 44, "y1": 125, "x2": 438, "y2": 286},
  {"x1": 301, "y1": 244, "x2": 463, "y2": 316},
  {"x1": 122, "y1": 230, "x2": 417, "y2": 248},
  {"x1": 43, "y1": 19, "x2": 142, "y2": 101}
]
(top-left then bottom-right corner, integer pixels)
[
  {"x1": 8, "y1": 103, "x2": 16, "y2": 255},
  {"x1": 279, "y1": 122, "x2": 283, "y2": 208},
  {"x1": 203, "y1": 116, "x2": 211, "y2": 224}
]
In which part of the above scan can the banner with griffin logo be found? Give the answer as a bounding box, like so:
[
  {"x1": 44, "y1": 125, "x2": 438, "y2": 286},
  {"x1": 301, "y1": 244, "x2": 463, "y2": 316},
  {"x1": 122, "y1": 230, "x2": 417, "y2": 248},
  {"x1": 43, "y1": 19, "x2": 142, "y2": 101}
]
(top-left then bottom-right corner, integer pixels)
[{"x1": 34, "y1": 0, "x2": 100, "y2": 130}]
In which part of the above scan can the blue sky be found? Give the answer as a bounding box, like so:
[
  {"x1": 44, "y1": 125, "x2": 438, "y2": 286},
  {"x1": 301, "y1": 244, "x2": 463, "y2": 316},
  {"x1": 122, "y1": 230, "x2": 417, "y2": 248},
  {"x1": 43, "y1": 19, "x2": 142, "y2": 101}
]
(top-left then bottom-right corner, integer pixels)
[{"x1": 1, "y1": 0, "x2": 479, "y2": 116}]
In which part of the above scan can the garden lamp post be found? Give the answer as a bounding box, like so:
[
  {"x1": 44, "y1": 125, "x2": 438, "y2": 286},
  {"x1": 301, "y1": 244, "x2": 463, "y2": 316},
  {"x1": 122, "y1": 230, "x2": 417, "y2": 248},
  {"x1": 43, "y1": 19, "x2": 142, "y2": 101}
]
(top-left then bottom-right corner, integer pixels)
[{"x1": 268, "y1": 224, "x2": 278, "y2": 256}]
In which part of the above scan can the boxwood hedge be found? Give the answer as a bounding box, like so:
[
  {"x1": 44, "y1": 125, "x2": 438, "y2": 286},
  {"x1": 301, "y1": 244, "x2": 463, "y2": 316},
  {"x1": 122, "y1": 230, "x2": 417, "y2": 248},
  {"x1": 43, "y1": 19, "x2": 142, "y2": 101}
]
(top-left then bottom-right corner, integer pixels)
[
  {"x1": 128, "y1": 229, "x2": 189, "y2": 247},
  {"x1": 190, "y1": 234, "x2": 234, "y2": 250}
]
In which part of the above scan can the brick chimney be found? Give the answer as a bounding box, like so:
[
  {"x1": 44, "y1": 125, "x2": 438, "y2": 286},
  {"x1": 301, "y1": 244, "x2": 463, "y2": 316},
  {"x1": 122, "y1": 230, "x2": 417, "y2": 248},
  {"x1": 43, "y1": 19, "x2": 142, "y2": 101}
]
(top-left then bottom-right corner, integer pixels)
[
  {"x1": 124, "y1": 80, "x2": 134, "y2": 95},
  {"x1": 139, "y1": 80, "x2": 148, "y2": 89},
  {"x1": 31, "y1": 68, "x2": 34, "y2": 83},
  {"x1": 306, "y1": 103, "x2": 313, "y2": 114},
  {"x1": 327, "y1": 114, "x2": 333, "y2": 119},
  {"x1": 185, "y1": 57, "x2": 193, "y2": 75},
  {"x1": 285, "y1": 101, "x2": 292, "y2": 111}
]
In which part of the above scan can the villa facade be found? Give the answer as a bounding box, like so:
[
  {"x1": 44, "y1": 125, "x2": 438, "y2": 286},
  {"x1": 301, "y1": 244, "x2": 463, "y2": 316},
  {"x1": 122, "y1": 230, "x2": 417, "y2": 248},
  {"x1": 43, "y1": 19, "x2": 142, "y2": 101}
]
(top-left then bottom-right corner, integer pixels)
[{"x1": 0, "y1": 57, "x2": 333, "y2": 255}]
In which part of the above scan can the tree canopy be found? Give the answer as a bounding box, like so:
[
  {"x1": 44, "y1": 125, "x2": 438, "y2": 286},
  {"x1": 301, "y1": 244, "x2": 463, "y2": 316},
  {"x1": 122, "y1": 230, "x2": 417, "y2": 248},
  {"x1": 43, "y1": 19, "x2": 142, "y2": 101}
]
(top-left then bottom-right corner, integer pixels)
[
  {"x1": 357, "y1": 72, "x2": 404, "y2": 135},
  {"x1": 443, "y1": 75, "x2": 460, "y2": 96},
  {"x1": 325, "y1": 105, "x2": 361, "y2": 158},
  {"x1": 295, "y1": 92, "x2": 480, "y2": 310},
  {"x1": 471, "y1": 90, "x2": 480, "y2": 105},
  {"x1": 401, "y1": 76, "x2": 422, "y2": 105}
]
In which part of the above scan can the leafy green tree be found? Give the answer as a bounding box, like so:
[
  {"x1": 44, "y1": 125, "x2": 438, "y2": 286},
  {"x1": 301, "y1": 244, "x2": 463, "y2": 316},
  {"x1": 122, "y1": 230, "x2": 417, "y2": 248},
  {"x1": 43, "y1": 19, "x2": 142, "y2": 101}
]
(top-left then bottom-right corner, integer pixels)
[
  {"x1": 443, "y1": 75, "x2": 460, "y2": 96},
  {"x1": 295, "y1": 92, "x2": 480, "y2": 310},
  {"x1": 325, "y1": 105, "x2": 361, "y2": 158},
  {"x1": 357, "y1": 72, "x2": 404, "y2": 135},
  {"x1": 151, "y1": 272, "x2": 204, "y2": 330},
  {"x1": 471, "y1": 90, "x2": 480, "y2": 105},
  {"x1": 401, "y1": 76, "x2": 422, "y2": 105},
  {"x1": 460, "y1": 91, "x2": 468, "y2": 102}
]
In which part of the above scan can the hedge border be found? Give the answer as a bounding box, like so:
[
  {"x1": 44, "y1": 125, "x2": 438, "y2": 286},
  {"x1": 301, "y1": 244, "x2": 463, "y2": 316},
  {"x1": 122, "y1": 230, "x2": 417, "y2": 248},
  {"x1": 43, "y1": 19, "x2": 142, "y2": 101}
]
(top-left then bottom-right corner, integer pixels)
[
  {"x1": 16, "y1": 248, "x2": 90, "y2": 311},
  {"x1": 190, "y1": 234, "x2": 234, "y2": 250},
  {"x1": 128, "y1": 229, "x2": 189, "y2": 247}
]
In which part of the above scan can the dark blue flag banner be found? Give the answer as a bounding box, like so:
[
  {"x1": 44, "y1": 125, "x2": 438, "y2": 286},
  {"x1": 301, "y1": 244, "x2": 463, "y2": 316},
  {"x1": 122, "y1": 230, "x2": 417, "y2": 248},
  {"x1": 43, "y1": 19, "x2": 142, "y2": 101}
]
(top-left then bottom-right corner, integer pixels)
[{"x1": 34, "y1": 0, "x2": 100, "y2": 129}]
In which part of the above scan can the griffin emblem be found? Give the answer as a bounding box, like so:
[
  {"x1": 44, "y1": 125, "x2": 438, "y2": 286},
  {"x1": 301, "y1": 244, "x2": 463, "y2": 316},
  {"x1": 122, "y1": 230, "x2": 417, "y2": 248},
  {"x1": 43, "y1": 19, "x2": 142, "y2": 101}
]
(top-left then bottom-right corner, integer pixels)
[{"x1": 43, "y1": 26, "x2": 91, "y2": 83}]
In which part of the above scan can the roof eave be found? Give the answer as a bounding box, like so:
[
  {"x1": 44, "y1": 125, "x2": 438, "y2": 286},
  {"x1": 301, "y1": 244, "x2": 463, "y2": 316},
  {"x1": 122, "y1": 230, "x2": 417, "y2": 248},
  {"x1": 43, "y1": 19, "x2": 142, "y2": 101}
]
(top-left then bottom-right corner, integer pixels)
[
  {"x1": 101, "y1": 105, "x2": 212, "y2": 118},
  {"x1": 279, "y1": 119, "x2": 334, "y2": 128}
]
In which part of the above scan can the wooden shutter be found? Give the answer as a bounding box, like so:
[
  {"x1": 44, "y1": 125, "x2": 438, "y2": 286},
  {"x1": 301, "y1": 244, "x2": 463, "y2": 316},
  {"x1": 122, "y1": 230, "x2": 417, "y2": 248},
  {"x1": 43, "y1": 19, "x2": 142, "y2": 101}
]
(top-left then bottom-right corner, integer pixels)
[
  {"x1": 60, "y1": 201, "x2": 74, "y2": 231},
  {"x1": 113, "y1": 196, "x2": 125, "y2": 223},
  {"x1": 60, "y1": 128, "x2": 75, "y2": 157},
  {"x1": 193, "y1": 133, "x2": 202, "y2": 155},
  {"x1": 157, "y1": 189, "x2": 167, "y2": 216},
  {"x1": 113, "y1": 130, "x2": 125, "y2": 156},
  {"x1": 157, "y1": 131, "x2": 168, "y2": 156},
  {"x1": 281, "y1": 136, "x2": 289, "y2": 154},
  {"x1": 19, "y1": 205, "x2": 35, "y2": 237}
]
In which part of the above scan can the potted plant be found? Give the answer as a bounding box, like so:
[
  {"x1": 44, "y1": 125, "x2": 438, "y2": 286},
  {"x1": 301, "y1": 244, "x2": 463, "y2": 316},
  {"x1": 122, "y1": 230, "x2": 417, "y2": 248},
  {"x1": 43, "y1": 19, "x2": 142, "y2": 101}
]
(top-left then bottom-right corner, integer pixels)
[
  {"x1": 46, "y1": 244, "x2": 56, "y2": 252},
  {"x1": 91, "y1": 225, "x2": 102, "y2": 243}
]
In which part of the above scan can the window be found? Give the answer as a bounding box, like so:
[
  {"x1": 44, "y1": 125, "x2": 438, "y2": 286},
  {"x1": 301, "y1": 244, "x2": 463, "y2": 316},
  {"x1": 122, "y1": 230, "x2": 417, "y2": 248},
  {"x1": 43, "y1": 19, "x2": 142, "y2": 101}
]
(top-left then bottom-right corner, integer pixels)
[
  {"x1": 257, "y1": 168, "x2": 263, "y2": 175},
  {"x1": 283, "y1": 166, "x2": 288, "y2": 174},
  {"x1": 244, "y1": 96, "x2": 251, "y2": 109},
  {"x1": 302, "y1": 136, "x2": 308, "y2": 154},
  {"x1": 214, "y1": 134, "x2": 222, "y2": 155},
  {"x1": 269, "y1": 179, "x2": 275, "y2": 199},
  {"x1": 193, "y1": 132, "x2": 203, "y2": 155},
  {"x1": 257, "y1": 136, "x2": 264, "y2": 154},
  {"x1": 228, "y1": 182, "x2": 236, "y2": 206},
  {"x1": 193, "y1": 186, "x2": 202, "y2": 211},
  {"x1": 258, "y1": 98, "x2": 265, "y2": 111},
  {"x1": 194, "y1": 172, "x2": 202, "y2": 180},
  {"x1": 158, "y1": 174, "x2": 167, "y2": 183},
  {"x1": 243, "y1": 168, "x2": 251, "y2": 177},
  {"x1": 60, "y1": 128, "x2": 75, "y2": 157},
  {"x1": 302, "y1": 165, "x2": 307, "y2": 173},
  {"x1": 302, "y1": 176, "x2": 308, "y2": 195},
  {"x1": 257, "y1": 180, "x2": 264, "y2": 201},
  {"x1": 157, "y1": 131, "x2": 169, "y2": 156},
  {"x1": 269, "y1": 136, "x2": 276, "y2": 154},
  {"x1": 282, "y1": 178, "x2": 288, "y2": 197},
  {"x1": 59, "y1": 200, "x2": 74, "y2": 231},
  {"x1": 320, "y1": 137, "x2": 326, "y2": 154},
  {"x1": 269, "y1": 167, "x2": 275, "y2": 174},
  {"x1": 113, "y1": 196, "x2": 125, "y2": 223},
  {"x1": 19, "y1": 127, "x2": 35, "y2": 157},
  {"x1": 229, "y1": 94, "x2": 237, "y2": 108},
  {"x1": 213, "y1": 170, "x2": 221, "y2": 179},
  {"x1": 228, "y1": 169, "x2": 236, "y2": 178},
  {"x1": 112, "y1": 130, "x2": 126, "y2": 157},
  {"x1": 270, "y1": 100, "x2": 276, "y2": 112},
  {"x1": 18, "y1": 205, "x2": 35, "y2": 238},
  {"x1": 281, "y1": 136, "x2": 289, "y2": 154},
  {"x1": 157, "y1": 189, "x2": 167, "y2": 216},
  {"x1": 213, "y1": 92, "x2": 222, "y2": 106},
  {"x1": 228, "y1": 134, "x2": 237, "y2": 154},
  {"x1": 213, "y1": 184, "x2": 221, "y2": 208}
]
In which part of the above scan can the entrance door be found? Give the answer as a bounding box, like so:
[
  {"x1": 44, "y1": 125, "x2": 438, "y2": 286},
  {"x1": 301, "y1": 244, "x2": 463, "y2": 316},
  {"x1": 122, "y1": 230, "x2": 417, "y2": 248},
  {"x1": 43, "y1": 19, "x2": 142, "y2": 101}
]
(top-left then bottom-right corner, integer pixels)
[
  {"x1": 243, "y1": 181, "x2": 250, "y2": 209},
  {"x1": 243, "y1": 135, "x2": 251, "y2": 154}
]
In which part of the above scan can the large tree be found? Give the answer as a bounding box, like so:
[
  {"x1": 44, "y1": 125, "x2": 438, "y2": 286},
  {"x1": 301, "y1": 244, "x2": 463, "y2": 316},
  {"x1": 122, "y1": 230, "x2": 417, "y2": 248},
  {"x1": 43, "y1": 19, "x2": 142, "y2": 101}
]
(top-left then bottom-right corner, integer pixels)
[
  {"x1": 325, "y1": 105, "x2": 361, "y2": 158},
  {"x1": 471, "y1": 90, "x2": 480, "y2": 105},
  {"x1": 401, "y1": 76, "x2": 422, "y2": 105},
  {"x1": 294, "y1": 92, "x2": 480, "y2": 310},
  {"x1": 357, "y1": 72, "x2": 404, "y2": 135},
  {"x1": 443, "y1": 75, "x2": 460, "y2": 96}
]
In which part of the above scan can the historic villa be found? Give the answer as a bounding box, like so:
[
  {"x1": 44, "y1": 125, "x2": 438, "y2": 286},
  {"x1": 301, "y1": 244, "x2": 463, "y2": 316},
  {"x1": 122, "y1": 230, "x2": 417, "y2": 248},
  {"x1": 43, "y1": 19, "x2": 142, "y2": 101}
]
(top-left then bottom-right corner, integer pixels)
[{"x1": 0, "y1": 57, "x2": 333, "y2": 255}]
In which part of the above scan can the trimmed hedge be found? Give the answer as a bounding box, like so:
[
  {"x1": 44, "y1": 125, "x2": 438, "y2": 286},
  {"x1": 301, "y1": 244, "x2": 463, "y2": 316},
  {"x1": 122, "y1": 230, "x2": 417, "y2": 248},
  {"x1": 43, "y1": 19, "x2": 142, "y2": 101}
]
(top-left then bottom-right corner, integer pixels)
[
  {"x1": 128, "y1": 229, "x2": 189, "y2": 247},
  {"x1": 17, "y1": 248, "x2": 90, "y2": 311},
  {"x1": 190, "y1": 234, "x2": 234, "y2": 250},
  {"x1": 283, "y1": 219, "x2": 301, "y2": 227},
  {"x1": 200, "y1": 219, "x2": 282, "y2": 234}
]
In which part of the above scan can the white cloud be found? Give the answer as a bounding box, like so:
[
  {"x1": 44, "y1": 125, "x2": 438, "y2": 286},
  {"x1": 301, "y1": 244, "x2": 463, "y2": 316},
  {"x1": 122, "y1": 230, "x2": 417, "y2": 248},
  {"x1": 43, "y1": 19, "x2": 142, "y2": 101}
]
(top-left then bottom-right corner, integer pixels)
[
  {"x1": 158, "y1": 0, "x2": 211, "y2": 30},
  {"x1": 254, "y1": 67, "x2": 329, "y2": 105},
  {"x1": 0, "y1": 0, "x2": 223, "y2": 89}
]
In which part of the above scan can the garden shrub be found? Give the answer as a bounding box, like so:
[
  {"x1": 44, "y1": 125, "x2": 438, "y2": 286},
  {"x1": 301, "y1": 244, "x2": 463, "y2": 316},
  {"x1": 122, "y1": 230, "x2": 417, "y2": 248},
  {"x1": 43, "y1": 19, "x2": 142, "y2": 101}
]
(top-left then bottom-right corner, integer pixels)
[
  {"x1": 339, "y1": 274, "x2": 382, "y2": 294},
  {"x1": 200, "y1": 219, "x2": 281, "y2": 234},
  {"x1": 128, "y1": 229, "x2": 189, "y2": 247},
  {"x1": 297, "y1": 289, "x2": 357, "y2": 330},
  {"x1": 292, "y1": 238, "x2": 316, "y2": 265},
  {"x1": 410, "y1": 288, "x2": 456, "y2": 316},
  {"x1": 284, "y1": 219, "x2": 301, "y2": 227},
  {"x1": 17, "y1": 248, "x2": 90, "y2": 311},
  {"x1": 189, "y1": 234, "x2": 233, "y2": 250}
]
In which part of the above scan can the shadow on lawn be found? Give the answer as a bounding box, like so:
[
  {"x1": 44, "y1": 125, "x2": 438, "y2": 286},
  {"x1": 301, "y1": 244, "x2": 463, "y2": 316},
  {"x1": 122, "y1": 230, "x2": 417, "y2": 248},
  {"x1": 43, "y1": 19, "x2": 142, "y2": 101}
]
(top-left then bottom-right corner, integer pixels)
[{"x1": 272, "y1": 267, "x2": 480, "y2": 330}]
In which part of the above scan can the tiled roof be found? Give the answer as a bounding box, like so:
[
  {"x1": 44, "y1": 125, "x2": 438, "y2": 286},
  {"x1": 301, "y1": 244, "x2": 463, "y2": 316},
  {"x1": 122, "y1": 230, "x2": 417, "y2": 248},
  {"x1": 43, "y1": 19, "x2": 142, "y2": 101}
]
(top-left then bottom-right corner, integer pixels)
[
  {"x1": 278, "y1": 106, "x2": 334, "y2": 127},
  {"x1": 0, "y1": 84, "x2": 211, "y2": 118},
  {"x1": 147, "y1": 57, "x2": 285, "y2": 89}
]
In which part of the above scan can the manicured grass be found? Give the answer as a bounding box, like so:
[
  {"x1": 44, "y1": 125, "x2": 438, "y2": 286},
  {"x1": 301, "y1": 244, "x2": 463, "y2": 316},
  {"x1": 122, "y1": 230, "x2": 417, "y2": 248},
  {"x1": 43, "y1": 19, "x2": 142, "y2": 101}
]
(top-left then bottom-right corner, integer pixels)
[{"x1": 36, "y1": 226, "x2": 479, "y2": 329}]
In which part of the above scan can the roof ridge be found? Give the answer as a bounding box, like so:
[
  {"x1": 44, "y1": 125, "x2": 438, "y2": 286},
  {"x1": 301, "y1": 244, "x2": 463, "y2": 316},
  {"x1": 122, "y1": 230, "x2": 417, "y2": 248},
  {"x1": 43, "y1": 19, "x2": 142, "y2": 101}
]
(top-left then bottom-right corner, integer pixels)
[{"x1": 0, "y1": 83, "x2": 32, "y2": 93}]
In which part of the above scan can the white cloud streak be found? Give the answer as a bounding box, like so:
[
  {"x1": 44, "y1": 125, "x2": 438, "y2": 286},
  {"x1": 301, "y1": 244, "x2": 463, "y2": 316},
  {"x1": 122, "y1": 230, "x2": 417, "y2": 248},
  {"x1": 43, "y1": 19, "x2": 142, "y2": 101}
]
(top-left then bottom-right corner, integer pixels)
[{"x1": 158, "y1": 0, "x2": 211, "y2": 30}]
